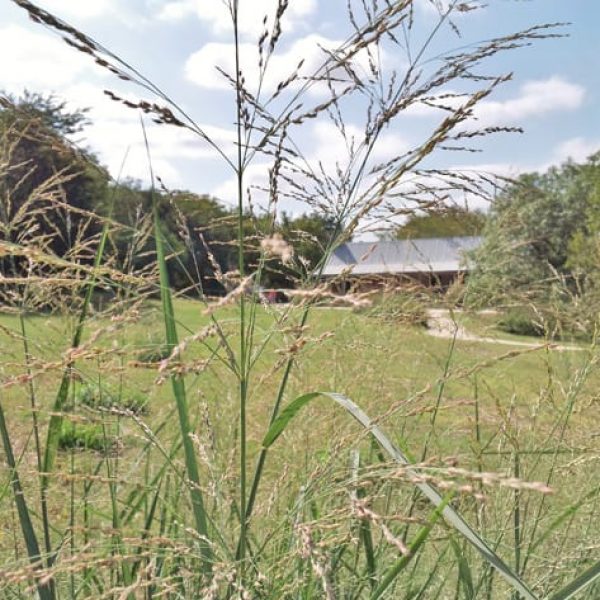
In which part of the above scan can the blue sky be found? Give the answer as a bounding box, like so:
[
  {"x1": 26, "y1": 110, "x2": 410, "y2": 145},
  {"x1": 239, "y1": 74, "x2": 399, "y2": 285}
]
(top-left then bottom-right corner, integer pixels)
[{"x1": 1, "y1": 0, "x2": 598, "y2": 225}]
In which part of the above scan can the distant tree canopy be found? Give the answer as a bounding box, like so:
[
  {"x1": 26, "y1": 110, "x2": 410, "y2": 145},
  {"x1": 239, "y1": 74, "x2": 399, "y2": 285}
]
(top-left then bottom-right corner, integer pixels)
[
  {"x1": 0, "y1": 91, "x2": 109, "y2": 290},
  {"x1": 0, "y1": 92, "x2": 333, "y2": 295},
  {"x1": 467, "y1": 153, "x2": 600, "y2": 312},
  {"x1": 393, "y1": 206, "x2": 486, "y2": 240}
]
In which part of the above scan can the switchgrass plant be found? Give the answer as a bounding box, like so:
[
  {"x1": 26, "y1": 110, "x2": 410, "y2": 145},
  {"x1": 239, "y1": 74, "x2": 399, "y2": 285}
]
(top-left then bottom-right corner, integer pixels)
[{"x1": 2, "y1": 0, "x2": 600, "y2": 598}]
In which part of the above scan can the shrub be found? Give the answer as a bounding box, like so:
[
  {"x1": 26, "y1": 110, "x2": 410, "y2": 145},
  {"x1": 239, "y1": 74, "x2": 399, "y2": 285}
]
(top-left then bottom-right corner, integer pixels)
[
  {"x1": 497, "y1": 308, "x2": 545, "y2": 338},
  {"x1": 76, "y1": 383, "x2": 149, "y2": 415},
  {"x1": 58, "y1": 421, "x2": 109, "y2": 453},
  {"x1": 497, "y1": 301, "x2": 599, "y2": 341},
  {"x1": 135, "y1": 343, "x2": 171, "y2": 365}
]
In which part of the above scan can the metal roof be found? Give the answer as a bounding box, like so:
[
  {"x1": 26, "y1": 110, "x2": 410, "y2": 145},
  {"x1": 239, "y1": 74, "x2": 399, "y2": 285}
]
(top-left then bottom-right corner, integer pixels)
[{"x1": 322, "y1": 236, "x2": 482, "y2": 277}]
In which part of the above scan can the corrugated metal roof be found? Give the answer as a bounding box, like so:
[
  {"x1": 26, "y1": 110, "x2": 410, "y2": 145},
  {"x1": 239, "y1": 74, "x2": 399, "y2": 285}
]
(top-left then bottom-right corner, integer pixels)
[{"x1": 322, "y1": 236, "x2": 482, "y2": 277}]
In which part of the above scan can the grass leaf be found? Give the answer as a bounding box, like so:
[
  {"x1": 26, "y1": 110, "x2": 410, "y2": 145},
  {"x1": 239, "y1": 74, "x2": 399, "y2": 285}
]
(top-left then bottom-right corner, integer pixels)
[
  {"x1": 263, "y1": 391, "x2": 539, "y2": 600},
  {"x1": 547, "y1": 561, "x2": 600, "y2": 600},
  {"x1": 371, "y1": 493, "x2": 452, "y2": 599},
  {"x1": 144, "y1": 117, "x2": 212, "y2": 572},
  {"x1": 0, "y1": 400, "x2": 54, "y2": 600}
]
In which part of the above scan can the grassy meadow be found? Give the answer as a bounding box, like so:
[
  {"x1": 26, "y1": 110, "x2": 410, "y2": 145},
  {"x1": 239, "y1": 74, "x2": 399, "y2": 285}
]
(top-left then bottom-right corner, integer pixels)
[
  {"x1": 2, "y1": 1, "x2": 598, "y2": 597},
  {"x1": 1, "y1": 298, "x2": 599, "y2": 598}
]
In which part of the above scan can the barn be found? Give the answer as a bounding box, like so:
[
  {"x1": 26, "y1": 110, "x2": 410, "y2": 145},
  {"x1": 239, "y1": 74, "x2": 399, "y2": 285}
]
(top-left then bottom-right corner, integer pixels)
[{"x1": 321, "y1": 236, "x2": 482, "y2": 291}]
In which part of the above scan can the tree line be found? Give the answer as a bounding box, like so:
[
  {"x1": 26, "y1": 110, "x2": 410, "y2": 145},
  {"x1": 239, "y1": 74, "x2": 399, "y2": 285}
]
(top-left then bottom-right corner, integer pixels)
[
  {"x1": 0, "y1": 92, "x2": 335, "y2": 296},
  {"x1": 3, "y1": 90, "x2": 598, "y2": 325}
]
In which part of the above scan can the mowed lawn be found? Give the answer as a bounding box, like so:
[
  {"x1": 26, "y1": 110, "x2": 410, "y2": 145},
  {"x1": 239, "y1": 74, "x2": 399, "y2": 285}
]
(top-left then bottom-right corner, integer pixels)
[{"x1": 0, "y1": 298, "x2": 598, "y2": 590}]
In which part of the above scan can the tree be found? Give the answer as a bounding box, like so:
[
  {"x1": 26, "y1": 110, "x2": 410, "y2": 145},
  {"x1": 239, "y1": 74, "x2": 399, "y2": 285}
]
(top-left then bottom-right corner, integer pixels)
[
  {"x1": 0, "y1": 92, "x2": 109, "y2": 261},
  {"x1": 467, "y1": 156, "x2": 599, "y2": 312},
  {"x1": 393, "y1": 206, "x2": 486, "y2": 240}
]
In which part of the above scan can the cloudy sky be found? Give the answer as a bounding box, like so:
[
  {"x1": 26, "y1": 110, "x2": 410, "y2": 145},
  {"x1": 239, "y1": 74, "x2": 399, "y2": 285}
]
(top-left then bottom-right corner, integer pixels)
[{"x1": 1, "y1": 0, "x2": 598, "y2": 218}]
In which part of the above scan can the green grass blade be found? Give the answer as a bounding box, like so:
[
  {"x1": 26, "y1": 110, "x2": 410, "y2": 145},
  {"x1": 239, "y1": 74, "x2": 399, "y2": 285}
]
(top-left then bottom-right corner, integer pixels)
[
  {"x1": 527, "y1": 483, "x2": 600, "y2": 556},
  {"x1": 547, "y1": 561, "x2": 600, "y2": 600},
  {"x1": 0, "y1": 400, "x2": 54, "y2": 600},
  {"x1": 350, "y1": 451, "x2": 376, "y2": 592},
  {"x1": 263, "y1": 391, "x2": 538, "y2": 600},
  {"x1": 153, "y1": 193, "x2": 212, "y2": 572},
  {"x1": 371, "y1": 493, "x2": 452, "y2": 600},
  {"x1": 451, "y1": 537, "x2": 475, "y2": 600},
  {"x1": 141, "y1": 115, "x2": 212, "y2": 571}
]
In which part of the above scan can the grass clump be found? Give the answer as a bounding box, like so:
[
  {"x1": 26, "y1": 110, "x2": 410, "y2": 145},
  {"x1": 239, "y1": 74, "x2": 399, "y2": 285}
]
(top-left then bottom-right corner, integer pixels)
[
  {"x1": 58, "y1": 421, "x2": 110, "y2": 453},
  {"x1": 135, "y1": 341, "x2": 172, "y2": 365},
  {"x1": 497, "y1": 307, "x2": 545, "y2": 338},
  {"x1": 74, "y1": 383, "x2": 149, "y2": 415},
  {"x1": 497, "y1": 303, "x2": 598, "y2": 341}
]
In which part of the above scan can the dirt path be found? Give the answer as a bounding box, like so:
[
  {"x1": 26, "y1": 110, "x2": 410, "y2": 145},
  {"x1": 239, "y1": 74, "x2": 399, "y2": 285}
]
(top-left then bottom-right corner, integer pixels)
[{"x1": 426, "y1": 309, "x2": 583, "y2": 352}]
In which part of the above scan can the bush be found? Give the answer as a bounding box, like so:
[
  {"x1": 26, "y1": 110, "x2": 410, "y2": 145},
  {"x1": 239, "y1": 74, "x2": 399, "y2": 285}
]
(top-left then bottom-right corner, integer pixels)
[
  {"x1": 75, "y1": 383, "x2": 149, "y2": 415},
  {"x1": 497, "y1": 301, "x2": 599, "y2": 341},
  {"x1": 58, "y1": 421, "x2": 109, "y2": 453},
  {"x1": 497, "y1": 308, "x2": 545, "y2": 338},
  {"x1": 135, "y1": 343, "x2": 172, "y2": 365}
]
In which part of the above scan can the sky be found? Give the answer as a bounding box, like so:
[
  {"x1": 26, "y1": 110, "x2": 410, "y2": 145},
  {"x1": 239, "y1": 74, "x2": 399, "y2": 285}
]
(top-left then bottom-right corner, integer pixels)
[{"x1": 1, "y1": 0, "x2": 599, "y2": 225}]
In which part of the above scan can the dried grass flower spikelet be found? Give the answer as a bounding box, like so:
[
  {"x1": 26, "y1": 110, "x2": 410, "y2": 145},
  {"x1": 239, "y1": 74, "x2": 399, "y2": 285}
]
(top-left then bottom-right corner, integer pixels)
[{"x1": 260, "y1": 232, "x2": 293, "y2": 265}]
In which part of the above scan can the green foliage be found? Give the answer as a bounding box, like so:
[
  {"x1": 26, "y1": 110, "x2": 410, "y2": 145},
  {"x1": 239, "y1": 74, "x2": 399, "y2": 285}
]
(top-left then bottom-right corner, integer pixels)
[
  {"x1": 75, "y1": 383, "x2": 149, "y2": 415},
  {"x1": 0, "y1": 92, "x2": 109, "y2": 260},
  {"x1": 468, "y1": 154, "x2": 600, "y2": 340},
  {"x1": 393, "y1": 206, "x2": 486, "y2": 240},
  {"x1": 497, "y1": 307, "x2": 545, "y2": 338},
  {"x1": 0, "y1": 93, "x2": 332, "y2": 299},
  {"x1": 136, "y1": 342, "x2": 172, "y2": 364},
  {"x1": 468, "y1": 158, "x2": 599, "y2": 306},
  {"x1": 58, "y1": 421, "x2": 108, "y2": 452}
]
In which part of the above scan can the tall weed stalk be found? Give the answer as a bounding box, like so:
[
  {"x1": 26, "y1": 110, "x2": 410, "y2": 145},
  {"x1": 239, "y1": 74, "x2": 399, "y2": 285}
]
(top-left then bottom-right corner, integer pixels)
[{"x1": 3, "y1": 1, "x2": 598, "y2": 598}]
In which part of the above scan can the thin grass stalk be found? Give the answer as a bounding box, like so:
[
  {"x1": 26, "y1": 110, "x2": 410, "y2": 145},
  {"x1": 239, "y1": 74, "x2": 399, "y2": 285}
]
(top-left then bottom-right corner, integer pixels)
[
  {"x1": 142, "y1": 118, "x2": 212, "y2": 574},
  {"x1": 371, "y1": 493, "x2": 453, "y2": 599},
  {"x1": 232, "y1": 0, "x2": 249, "y2": 573},
  {"x1": 39, "y1": 190, "x2": 114, "y2": 567},
  {"x1": 0, "y1": 397, "x2": 54, "y2": 600},
  {"x1": 18, "y1": 314, "x2": 51, "y2": 559},
  {"x1": 69, "y1": 449, "x2": 75, "y2": 600},
  {"x1": 349, "y1": 452, "x2": 377, "y2": 593},
  {"x1": 412, "y1": 544, "x2": 451, "y2": 600},
  {"x1": 548, "y1": 560, "x2": 600, "y2": 600},
  {"x1": 513, "y1": 451, "x2": 522, "y2": 600},
  {"x1": 521, "y1": 356, "x2": 594, "y2": 575}
]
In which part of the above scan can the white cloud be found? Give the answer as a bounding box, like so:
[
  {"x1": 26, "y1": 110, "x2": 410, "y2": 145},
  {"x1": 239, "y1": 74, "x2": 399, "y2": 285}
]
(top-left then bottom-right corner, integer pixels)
[
  {"x1": 400, "y1": 78, "x2": 585, "y2": 128},
  {"x1": 473, "y1": 77, "x2": 585, "y2": 127},
  {"x1": 79, "y1": 104, "x2": 235, "y2": 187},
  {"x1": 185, "y1": 33, "x2": 341, "y2": 94},
  {"x1": 0, "y1": 25, "x2": 97, "y2": 89},
  {"x1": 4, "y1": 76, "x2": 235, "y2": 188},
  {"x1": 553, "y1": 137, "x2": 600, "y2": 164},
  {"x1": 185, "y1": 32, "x2": 382, "y2": 97},
  {"x1": 159, "y1": 0, "x2": 316, "y2": 38},
  {"x1": 35, "y1": 0, "x2": 116, "y2": 20}
]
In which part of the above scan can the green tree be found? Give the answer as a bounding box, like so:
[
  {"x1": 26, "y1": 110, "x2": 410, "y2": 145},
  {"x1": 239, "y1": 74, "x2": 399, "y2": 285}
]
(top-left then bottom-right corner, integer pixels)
[
  {"x1": 393, "y1": 206, "x2": 486, "y2": 240},
  {"x1": 0, "y1": 91, "x2": 109, "y2": 260},
  {"x1": 467, "y1": 157, "x2": 598, "y2": 311}
]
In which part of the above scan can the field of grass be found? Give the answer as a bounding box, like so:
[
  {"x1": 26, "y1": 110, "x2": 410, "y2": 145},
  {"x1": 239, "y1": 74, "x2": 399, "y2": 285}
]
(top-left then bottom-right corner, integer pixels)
[{"x1": 1, "y1": 299, "x2": 599, "y2": 598}]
